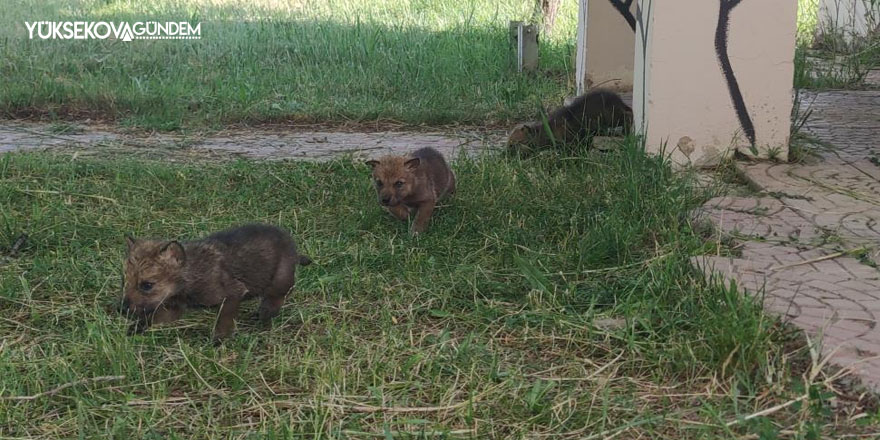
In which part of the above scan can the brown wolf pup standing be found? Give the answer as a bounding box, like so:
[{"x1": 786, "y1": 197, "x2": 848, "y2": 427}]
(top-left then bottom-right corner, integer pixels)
[
  {"x1": 366, "y1": 147, "x2": 455, "y2": 235},
  {"x1": 507, "y1": 88, "x2": 633, "y2": 150},
  {"x1": 121, "y1": 224, "x2": 311, "y2": 342}
]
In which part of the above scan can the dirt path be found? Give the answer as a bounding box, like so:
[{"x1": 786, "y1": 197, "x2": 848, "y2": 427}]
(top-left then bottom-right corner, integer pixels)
[{"x1": 0, "y1": 121, "x2": 507, "y2": 161}]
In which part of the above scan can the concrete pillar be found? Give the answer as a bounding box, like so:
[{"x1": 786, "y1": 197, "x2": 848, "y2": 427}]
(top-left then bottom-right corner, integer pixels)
[
  {"x1": 576, "y1": 0, "x2": 637, "y2": 94},
  {"x1": 816, "y1": 0, "x2": 880, "y2": 45},
  {"x1": 633, "y1": 0, "x2": 799, "y2": 167}
]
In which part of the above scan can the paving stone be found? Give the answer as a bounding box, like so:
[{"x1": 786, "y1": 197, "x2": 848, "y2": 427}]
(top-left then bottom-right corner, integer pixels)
[
  {"x1": 695, "y1": 90, "x2": 880, "y2": 392},
  {"x1": 821, "y1": 326, "x2": 867, "y2": 341},
  {"x1": 797, "y1": 296, "x2": 830, "y2": 308},
  {"x1": 832, "y1": 319, "x2": 874, "y2": 334}
]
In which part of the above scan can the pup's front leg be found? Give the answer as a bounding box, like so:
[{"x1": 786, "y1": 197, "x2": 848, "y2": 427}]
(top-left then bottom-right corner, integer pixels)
[
  {"x1": 386, "y1": 204, "x2": 410, "y2": 221},
  {"x1": 127, "y1": 319, "x2": 149, "y2": 335},
  {"x1": 213, "y1": 295, "x2": 242, "y2": 343},
  {"x1": 127, "y1": 305, "x2": 183, "y2": 335},
  {"x1": 152, "y1": 305, "x2": 184, "y2": 324},
  {"x1": 411, "y1": 199, "x2": 436, "y2": 235}
]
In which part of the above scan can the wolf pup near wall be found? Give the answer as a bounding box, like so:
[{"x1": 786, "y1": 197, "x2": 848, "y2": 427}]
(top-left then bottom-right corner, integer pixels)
[{"x1": 507, "y1": 89, "x2": 633, "y2": 151}]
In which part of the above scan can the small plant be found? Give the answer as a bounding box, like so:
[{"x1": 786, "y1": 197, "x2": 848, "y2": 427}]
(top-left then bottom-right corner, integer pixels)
[
  {"x1": 854, "y1": 247, "x2": 879, "y2": 268},
  {"x1": 787, "y1": 85, "x2": 829, "y2": 163},
  {"x1": 748, "y1": 142, "x2": 761, "y2": 158}
]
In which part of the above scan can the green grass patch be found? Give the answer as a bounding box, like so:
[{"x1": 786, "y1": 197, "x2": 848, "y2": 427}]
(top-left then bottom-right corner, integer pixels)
[
  {"x1": 1, "y1": 0, "x2": 579, "y2": 130},
  {"x1": 793, "y1": 45, "x2": 877, "y2": 90},
  {"x1": 797, "y1": 0, "x2": 820, "y2": 46},
  {"x1": 794, "y1": 0, "x2": 879, "y2": 90},
  {"x1": 0, "y1": 144, "x2": 871, "y2": 437}
]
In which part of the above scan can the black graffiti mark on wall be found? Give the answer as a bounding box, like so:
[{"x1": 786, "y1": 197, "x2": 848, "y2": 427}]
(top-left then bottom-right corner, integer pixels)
[
  {"x1": 608, "y1": 0, "x2": 636, "y2": 31},
  {"x1": 634, "y1": 0, "x2": 652, "y2": 135},
  {"x1": 715, "y1": 0, "x2": 756, "y2": 147}
]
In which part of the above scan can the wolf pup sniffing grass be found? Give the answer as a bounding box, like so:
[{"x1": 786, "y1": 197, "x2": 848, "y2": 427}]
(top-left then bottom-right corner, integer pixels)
[
  {"x1": 121, "y1": 224, "x2": 311, "y2": 342},
  {"x1": 507, "y1": 88, "x2": 633, "y2": 151},
  {"x1": 366, "y1": 147, "x2": 456, "y2": 235}
]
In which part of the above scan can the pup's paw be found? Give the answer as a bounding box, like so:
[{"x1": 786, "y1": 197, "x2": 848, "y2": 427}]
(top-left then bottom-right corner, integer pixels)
[{"x1": 127, "y1": 321, "x2": 147, "y2": 336}]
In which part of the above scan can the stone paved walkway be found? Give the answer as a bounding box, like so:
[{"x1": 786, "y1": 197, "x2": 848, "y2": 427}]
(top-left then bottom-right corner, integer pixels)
[{"x1": 694, "y1": 90, "x2": 880, "y2": 390}]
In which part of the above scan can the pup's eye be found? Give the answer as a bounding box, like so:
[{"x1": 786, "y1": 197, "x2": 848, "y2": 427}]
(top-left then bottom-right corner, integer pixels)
[
  {"x1": 139, "y1": 281, "x2": 154, "y2": 292},
  {"x1": 375, "y1": 180, "x2": 383, "y2": 188},
  {"x1": 394, "y1": 181, "x2": 404, "y2": 189}
]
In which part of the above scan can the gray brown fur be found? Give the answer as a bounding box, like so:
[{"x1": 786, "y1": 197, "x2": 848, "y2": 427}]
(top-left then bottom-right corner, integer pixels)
[
  {"x1": 366, "y1": 147, "x2": 455, "y2": 235},
  {"x1": 507, "y1": 89, "x2": 633, "y2": 149},
  {"x1": 121, "y1": 224, "x2": 311, "y2": 342}
]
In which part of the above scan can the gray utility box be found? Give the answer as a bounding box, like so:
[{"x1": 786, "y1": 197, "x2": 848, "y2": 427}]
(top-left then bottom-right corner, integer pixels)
[{"x1": 509, "y1": 21, "x2": 538, "y2": 72}]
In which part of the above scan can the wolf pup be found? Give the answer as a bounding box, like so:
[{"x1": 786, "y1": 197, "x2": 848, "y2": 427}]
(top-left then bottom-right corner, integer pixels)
[
  {"x1": 366, "y1": 147, "x2": 455, "y2": 235},
  {"x1": 507, "y1": 88, "x2": 633, "y2": 150},
  {"x1": 121, "y1": 224, "x2": 311, "y2": 342}
]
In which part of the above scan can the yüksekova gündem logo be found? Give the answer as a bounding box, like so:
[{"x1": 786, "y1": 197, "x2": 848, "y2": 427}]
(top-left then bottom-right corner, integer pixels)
[{"x1": 25, "y1": 21, "x2": 201, "y2": 41}]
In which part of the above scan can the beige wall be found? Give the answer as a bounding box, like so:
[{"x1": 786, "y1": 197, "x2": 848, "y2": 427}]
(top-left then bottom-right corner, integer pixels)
[
  {"x1": 634, "y1": 0, "x2": 798, "y2": 167},
  {"x1": 576, "y1": 0, "x2": 636, "y2": 94}
]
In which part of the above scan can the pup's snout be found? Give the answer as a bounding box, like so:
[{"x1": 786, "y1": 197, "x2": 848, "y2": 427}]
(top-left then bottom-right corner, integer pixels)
[{"x1": 381, "y1": 197, "x2": 392, "y2": 206}]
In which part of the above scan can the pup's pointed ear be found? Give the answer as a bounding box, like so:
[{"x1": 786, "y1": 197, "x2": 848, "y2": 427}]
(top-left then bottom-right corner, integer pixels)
[
  {"x1": 125, "y1": 235, "x2": 136, "y2": 250},
  {"x1": 366, "y1": 160, "x2": 380, "y2": 169},
  {"x1": 404, "y1": 157, "x2": 420, "y2": 170},
  {"x1": 159, "y1": 241, "x2": 186, "y2": 266}
]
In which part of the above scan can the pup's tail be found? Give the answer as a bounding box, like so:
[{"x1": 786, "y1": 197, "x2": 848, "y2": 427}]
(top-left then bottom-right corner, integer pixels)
[{"x1": 298, "y1": 254, "x2": 313, "y2": 266}]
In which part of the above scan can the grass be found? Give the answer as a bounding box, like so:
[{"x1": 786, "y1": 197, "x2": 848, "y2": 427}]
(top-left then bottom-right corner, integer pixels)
[
  {"x1": 1, "y1": 143, "x2": 876, "y2": 438},
  {"x1": 797, "y1": 0, "x2": 821, "y2": 47},
  {"x1": 793, "y1": 44, "x2": 878, "y2": 90},
  {"x1": 0, "y1": 0, "x2": 579, "y2": 130},
  {"x1": 793, "y1": 0, "x2": 880, "y2": 90},
  {"x1": 4, "y1": 0, "x2": 875, "y2": 126},
  {"x1": 0, "y1": 0, "x2": 878, "y2": 437}
]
